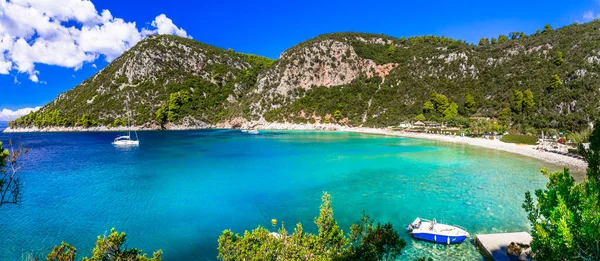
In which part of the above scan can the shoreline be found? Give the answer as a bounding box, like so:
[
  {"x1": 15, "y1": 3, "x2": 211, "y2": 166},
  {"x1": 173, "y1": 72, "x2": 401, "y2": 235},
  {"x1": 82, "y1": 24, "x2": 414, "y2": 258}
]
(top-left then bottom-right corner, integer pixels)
[
  {"x1": 251, "y1": 122, "x2": 587, "y2": 172},
  {"x1": 3, "y1": 123, "x2": 587, "y2": 172},
  {"x1": 1, "y1": 125, "x2": 208, "y2": 133},
  {"x1": 365, "y1": 130, "x2": 586, "y2": 172}
]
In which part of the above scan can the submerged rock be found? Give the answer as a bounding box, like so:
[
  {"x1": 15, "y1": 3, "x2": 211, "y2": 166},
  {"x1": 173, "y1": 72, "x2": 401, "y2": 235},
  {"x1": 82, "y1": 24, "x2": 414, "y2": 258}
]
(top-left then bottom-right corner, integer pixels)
[{"x1": 506, "y1": 242, "x2": 530, "y2": 261}]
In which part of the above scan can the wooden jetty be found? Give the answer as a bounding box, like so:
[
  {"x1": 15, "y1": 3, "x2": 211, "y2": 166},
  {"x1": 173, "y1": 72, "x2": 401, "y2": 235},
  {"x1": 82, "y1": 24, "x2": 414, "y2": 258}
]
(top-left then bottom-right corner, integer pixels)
[{"x1": 474, "y1": 232, "x2": 532, "y2": 261}]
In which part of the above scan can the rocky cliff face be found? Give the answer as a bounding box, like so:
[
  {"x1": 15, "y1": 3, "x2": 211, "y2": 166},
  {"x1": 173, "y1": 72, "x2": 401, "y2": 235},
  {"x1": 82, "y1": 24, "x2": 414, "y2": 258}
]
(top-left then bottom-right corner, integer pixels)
[
  {"x1": 251, "y1": 37, "x2": 398, "y2": 117},
  {"x1": 257, "y1": 39, "x2": 397, "y2": 94},
  {"x1": 113, "y1": 35, "x2": 250, "y2": 85}
]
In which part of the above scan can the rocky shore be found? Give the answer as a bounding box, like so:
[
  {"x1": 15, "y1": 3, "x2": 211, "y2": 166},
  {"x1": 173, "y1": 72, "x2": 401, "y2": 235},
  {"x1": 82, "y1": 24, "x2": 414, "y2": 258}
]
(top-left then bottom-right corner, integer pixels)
[
  {"x1": 2, "y1": 125, "x2": 212, "y2": 133},
  {"x1": 3, "y1": 121, "x2": 587, "y2": 172},
  {"x1": 2, "y1": 119, "x2": 211, "y2": 133}
]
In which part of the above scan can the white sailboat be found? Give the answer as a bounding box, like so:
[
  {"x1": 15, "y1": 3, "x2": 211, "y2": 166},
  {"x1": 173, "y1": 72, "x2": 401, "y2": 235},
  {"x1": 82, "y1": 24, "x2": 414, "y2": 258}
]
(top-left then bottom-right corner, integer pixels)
[
  {"x1": 112, "y1": 103, "x2": 139, "y2": 146},
  {"x1": 112, "y1": 132, "x2": 139, "y2": 146}
]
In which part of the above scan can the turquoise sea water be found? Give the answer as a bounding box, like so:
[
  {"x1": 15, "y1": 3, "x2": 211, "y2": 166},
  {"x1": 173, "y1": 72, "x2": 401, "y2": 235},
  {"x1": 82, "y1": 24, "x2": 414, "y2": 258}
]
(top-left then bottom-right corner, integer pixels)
[{"x1": 0, "y1": 130, "x2": 558, "y2": 260}]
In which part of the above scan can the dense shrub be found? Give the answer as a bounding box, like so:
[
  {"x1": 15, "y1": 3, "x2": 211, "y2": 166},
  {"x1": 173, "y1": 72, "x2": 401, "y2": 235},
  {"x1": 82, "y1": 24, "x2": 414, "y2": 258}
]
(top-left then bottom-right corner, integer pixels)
[{"x1": 500, "y1": 134, "x2": 538, "y2": 145}]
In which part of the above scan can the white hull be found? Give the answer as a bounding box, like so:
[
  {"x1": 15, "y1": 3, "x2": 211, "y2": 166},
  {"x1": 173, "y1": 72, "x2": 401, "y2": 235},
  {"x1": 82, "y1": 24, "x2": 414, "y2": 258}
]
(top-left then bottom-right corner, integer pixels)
[
  {"x1": 406, "y1": 218, "x2": 469, "y2": 244},
  {"x1": 112, "y1": 140, "x2": 139, "y2": 146},
  {"x1": 113, "y1": 104, "x2": 139, "y2": 146}
]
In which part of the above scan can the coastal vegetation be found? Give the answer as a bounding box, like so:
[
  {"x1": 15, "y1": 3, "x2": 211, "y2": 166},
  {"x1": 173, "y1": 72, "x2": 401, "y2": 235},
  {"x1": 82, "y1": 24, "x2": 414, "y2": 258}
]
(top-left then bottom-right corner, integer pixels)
[
  {"x1": 565, "y1": 128, "x2": 592, "y2": 144},
  {"x1": 7, "y1": 20, "x2": 600, "y2": 136},
  {"x1": 0, "y1": 141, "x2": 7, "y2": 164},
  {"x1": 44, "y1": 228, "x2": 162, "y2": 261},
  {"x1": 0, "y1": 140, "x2": 28, "y2": 206},
  {"x1": 499, "y1": 134, "x2": 539, "y2": 145},
  {"x1": 217, "y1": 192, "x2": 405, "y2": 261},
  {"x1": 523, "y1": 121, "x2": 600, "y2": 260}
]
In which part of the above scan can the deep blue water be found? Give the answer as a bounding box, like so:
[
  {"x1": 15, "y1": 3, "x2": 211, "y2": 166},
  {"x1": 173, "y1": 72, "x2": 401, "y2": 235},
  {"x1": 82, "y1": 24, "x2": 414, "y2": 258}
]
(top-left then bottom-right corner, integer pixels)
[{"x1": 0, "y1": 130, "x2": 557, "y2": 260}]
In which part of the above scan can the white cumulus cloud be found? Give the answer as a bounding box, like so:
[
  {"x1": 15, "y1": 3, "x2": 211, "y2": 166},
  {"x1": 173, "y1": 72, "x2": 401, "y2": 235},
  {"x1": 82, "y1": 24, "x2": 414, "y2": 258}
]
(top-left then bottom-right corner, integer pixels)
[
  {"x1": 28, "y1": 73, "x2": 38, "y2": 83},
  {"x1": 146, "y1": 14, "x2": 189, "y2": 38},
  {"x1": 583, "y1": 11, "x2": 599, "y2": 21},
  {"x1": 0, "y1": 106, "x2": 41, "y2": 121},
  {"x1": 0, "y1": 0, "x2": 191, "y2": 82}
]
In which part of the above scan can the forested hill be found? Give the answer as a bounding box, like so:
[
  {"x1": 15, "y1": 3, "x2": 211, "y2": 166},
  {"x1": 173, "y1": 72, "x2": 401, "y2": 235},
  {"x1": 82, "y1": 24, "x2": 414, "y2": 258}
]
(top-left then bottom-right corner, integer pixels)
[{"x1": 10, "y1": 21, "x2": 600, "y2": 132}]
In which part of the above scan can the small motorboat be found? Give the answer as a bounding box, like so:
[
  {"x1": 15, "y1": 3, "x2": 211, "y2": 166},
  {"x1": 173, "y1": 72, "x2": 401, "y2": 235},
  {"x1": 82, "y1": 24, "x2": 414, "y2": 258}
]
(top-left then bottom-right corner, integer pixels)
[
  {"x1": 241, "y1": 129, "x2": 249, "y2": 133},
  {"x1": 406, "y1": 218, "x2": 469, "y2": 244},
  {"x1": 247, "y1": 130, "x2": 259, "y2": 135}
]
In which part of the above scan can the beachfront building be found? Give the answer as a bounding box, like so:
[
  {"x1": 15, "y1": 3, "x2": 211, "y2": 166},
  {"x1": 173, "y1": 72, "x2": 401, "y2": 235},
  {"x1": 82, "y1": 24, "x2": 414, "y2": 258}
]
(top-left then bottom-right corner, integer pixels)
[{"x1": 413, "y1": 121, "x2": 425, "y2": 127}]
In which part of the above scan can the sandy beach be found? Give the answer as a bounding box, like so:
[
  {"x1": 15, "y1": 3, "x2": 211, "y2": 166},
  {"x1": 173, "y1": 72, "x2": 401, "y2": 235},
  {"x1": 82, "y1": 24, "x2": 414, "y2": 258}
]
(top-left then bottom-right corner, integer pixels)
[
  {"x1": 249, "y1": 122, "x2": 588, "y2": 172},
  {"x1": 3, "y1": 122, "x2": 588, "y2": 172},
  {"x1": 390, "y1": 131, "x2": 586, "y2": 171}
]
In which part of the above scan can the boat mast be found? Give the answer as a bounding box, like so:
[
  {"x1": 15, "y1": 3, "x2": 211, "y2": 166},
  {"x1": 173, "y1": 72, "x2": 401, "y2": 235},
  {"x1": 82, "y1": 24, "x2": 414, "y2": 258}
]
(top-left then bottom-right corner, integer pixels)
[
  {"x1": 125, "y1": 98, "x2": 131, "y2": 140},
  {"x1": 125, "y1": 97, "x2": 138, "y2": 141}
]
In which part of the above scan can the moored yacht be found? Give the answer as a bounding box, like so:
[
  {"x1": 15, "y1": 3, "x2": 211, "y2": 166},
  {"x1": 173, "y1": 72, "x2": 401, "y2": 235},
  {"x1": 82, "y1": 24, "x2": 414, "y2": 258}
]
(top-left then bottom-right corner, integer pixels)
[
  {"x1": 112, "y1": 102, "x2": 139, "y2": 146},
  {"x1": 112, "y1": 134, "x2": 139, "y2": 146}
]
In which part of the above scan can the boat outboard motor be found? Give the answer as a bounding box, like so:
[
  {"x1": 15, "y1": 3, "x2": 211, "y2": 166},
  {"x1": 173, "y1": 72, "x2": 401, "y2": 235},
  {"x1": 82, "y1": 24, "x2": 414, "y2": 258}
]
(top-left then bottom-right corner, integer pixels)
[{"x1": 406, "y1": 217, "x2": 422, "y2": 232}]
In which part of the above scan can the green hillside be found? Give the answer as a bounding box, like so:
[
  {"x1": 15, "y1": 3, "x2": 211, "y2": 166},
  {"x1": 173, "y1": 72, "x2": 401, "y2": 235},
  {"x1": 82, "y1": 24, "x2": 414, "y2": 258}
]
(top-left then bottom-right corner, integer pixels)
[
  {"x1": 263, "y1": 23, "x2": 600, "y2": 131},
  {"x1": 10, "y1": 21, "x2": 600, "y2": 133}
]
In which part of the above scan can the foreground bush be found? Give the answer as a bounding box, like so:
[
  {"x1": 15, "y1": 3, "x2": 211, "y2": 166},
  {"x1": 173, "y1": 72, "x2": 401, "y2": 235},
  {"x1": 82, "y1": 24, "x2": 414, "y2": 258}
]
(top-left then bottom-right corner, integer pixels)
[
  {"x1": 217, "y1": 192, "x2": 405, "y2": 261},
  {"x1": 45, "y1": 228, "x2": 162, "y2": 261},
  {"x1": 500, "y1": 134, "x2": 538, "y2": 145},
  {"x1": 522, "y1": 120, "x2": 600, "y2": 260}
]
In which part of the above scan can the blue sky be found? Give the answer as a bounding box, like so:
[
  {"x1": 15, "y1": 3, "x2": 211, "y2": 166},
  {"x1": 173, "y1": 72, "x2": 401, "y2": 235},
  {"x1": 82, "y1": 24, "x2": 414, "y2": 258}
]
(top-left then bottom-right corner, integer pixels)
[{"x1": 0, "y1": 0, "x2": 598, "y2": 118}]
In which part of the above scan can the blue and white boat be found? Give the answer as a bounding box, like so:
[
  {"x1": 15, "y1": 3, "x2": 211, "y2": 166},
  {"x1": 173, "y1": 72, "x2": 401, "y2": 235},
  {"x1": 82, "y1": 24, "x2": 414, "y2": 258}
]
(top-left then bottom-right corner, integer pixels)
[{"x1": 406, "y1": 218, "x2": 469, "y2": 244}]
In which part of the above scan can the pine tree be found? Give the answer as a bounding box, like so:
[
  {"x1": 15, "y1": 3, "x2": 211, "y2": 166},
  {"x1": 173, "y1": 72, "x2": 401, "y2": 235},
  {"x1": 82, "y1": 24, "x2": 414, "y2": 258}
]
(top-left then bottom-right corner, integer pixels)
[
  {"x1": 498, "y1": 103, "x2": 512, "y2": 127},
  {"x1": 422, "y1": 101, "x2": 434, "y2": 114},
  {"x1": 554, "y1": 51, "x2": 564, "y2": 66},
  {"x1": 464, "y1": 93, "x2": 476, "y2": 114},
  {"x1": 443, "y1": 102, "x2": 459, "y2": 120},
  {"x1": 432, "y1": 93, "x2": 450, "y2": 114},
  {"x1": 478, "y1": 38, "x2": 489, "y2": 46},
  {"x1": 387, "y1": 45, "x2": 396, "y2": 57},
  {"x1": 550, "y1": 74, "x2": 562, "y2": 90},
  {"x1": 315, "y1": 192, "x2": 348, "y2": 257},
  {"x1": 523, "y1": 89, "x2": 535, "y2": 111},
  {"x1": 498, "y1": 34, "x2": 508, "y2": 44},
  {"x1": 512, "y1": 90, "x2": 523, "y2": 113}
]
